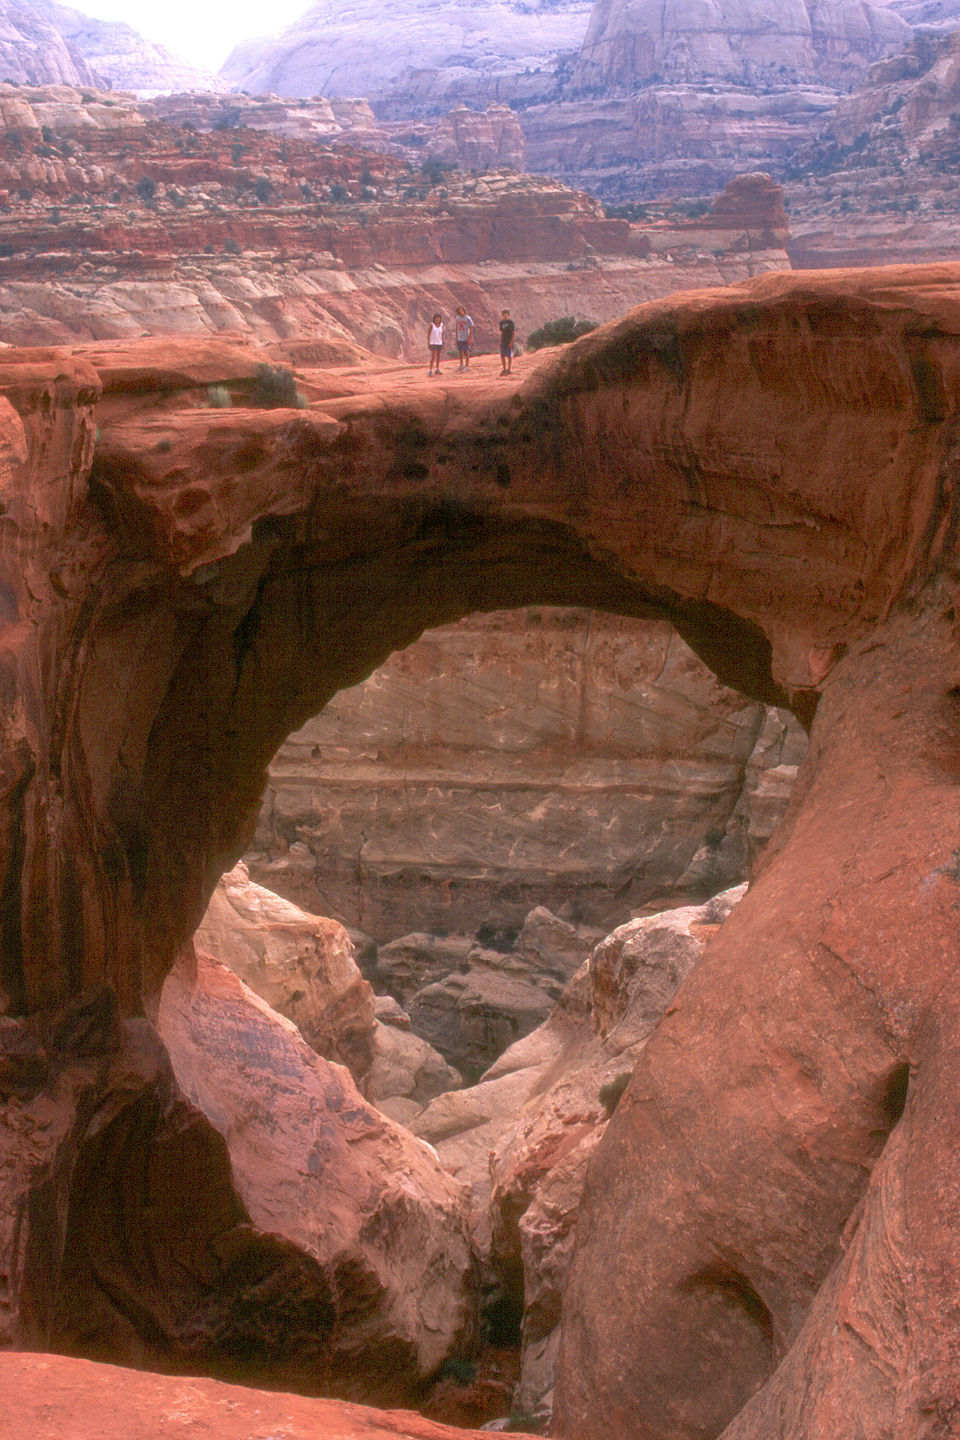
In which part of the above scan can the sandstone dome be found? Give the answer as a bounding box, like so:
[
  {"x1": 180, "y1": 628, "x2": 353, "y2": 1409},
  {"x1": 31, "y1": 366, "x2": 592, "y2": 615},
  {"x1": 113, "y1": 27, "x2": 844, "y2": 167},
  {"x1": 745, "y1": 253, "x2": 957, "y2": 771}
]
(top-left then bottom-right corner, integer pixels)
[
  {"x1": 221, "y1": 0, "x2": 593, "y2": 99},
  {"x1": 0, "y1": 0, "x2": 223, "y2": 92},
  {"x1": 575, "y1": 0, "x2": 911, "y2": 90}
]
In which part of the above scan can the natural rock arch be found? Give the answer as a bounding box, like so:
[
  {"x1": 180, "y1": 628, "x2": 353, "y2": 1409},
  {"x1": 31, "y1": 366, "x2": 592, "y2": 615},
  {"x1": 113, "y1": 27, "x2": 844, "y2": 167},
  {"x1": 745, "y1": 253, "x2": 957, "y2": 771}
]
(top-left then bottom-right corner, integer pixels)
[{"x1": 2, "y1": 264, "x2": 960, "y2": 1436}]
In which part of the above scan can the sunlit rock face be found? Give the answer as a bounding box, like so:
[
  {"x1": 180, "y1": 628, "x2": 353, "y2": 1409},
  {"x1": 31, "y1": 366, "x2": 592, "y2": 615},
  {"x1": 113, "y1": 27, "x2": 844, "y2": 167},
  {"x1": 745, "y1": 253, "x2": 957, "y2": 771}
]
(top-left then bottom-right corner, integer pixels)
[
  {"x1": 0, "y1": 0, "x2": 223, "y2": 92},
  {"x1": 220, "y1": 0, "x2": 593, "y2": 102},
  {"x1": 574, "y1": 0, "x2": 909, "y2": 91},
  {"x1": 249, "y1": 609, "x2": 805, "y2": 941}
]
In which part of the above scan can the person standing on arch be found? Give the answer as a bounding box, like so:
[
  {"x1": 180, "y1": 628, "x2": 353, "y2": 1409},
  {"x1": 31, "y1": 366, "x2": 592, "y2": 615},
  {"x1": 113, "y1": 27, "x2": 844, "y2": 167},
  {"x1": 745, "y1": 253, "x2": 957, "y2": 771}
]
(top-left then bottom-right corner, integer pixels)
[
  {"x1": 454, "y1": 305, "x2": 474, "y2": 370},
  {"x1": 427, "y1": 313, "x2": 444, "y2": 375},
  {"x1": 498, "y1": 309, "x2": 515, "y2": 375}
]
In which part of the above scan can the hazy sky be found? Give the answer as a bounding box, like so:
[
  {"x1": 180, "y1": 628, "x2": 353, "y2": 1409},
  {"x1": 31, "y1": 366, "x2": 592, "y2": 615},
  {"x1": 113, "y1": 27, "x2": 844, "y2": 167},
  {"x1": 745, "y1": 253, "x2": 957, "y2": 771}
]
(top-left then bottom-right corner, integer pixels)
[{"x1": 76, "y1": 0, "x2": 310, "y2": 72}]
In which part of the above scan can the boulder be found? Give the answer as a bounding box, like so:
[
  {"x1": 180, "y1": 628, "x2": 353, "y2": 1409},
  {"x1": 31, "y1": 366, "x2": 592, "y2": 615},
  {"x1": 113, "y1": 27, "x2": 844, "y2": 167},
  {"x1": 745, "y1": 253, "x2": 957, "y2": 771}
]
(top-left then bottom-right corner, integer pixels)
[
  {"x1": 158, "y1": 950, "x2": 477, "y2": 1403},
  {"x1": 194, "y1": 860, "x2": 376, "y2": 1083},
  {"x1": 408, "y1": 966, "x2": 558, "y2": 1082},
  {"x1": 366, "y1": 1017, "x2": 463, "y2": 1123},
  {"x1": 515, "y1": 906, "x2": 601, "y2": 982},
  {"x1": 374, "y1": 933, "x2": 477, "y2": 1007}
]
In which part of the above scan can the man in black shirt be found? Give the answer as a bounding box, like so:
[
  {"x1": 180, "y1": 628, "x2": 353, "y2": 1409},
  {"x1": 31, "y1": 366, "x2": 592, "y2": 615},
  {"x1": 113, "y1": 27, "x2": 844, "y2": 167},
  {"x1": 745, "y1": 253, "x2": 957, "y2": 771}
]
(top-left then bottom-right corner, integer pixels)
[{"x1": 498, "y1": 310, "x2": 516, "y2": 375}]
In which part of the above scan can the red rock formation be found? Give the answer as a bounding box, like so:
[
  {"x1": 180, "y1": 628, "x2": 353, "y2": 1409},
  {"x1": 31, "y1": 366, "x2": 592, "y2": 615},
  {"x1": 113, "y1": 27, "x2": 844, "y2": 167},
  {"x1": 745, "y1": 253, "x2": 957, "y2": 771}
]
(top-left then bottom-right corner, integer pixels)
[
  {"x1": 555, "y1": 602, "x2": 960, "y2": 1439},
  {"x1": 0, "y1": 1352, "x2": 526, "y2": 1440},
  {"x1": 158, "y1": 950, "x2": 477, "y2": 1402},
  {"x1": 3, "y1": 265, "x2": 960, "y2": 1431},
  {"x1": 0, "y1": 85, "x2": 792, "y2": 351}
]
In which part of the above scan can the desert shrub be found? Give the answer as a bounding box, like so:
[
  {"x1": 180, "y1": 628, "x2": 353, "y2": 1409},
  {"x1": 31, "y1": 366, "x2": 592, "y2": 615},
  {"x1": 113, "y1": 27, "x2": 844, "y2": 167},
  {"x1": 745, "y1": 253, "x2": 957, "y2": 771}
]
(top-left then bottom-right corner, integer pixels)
[
  {"x1": 253, "y1": 176, "x2": 272, "y2": 203},
  {"x1": 223, "y1": 237, "x2": 241, "y2": 254},
  {"x1": 603, "y1": 201, "x2": 650, "y2": 221},
  {"x1": 251, "y1": 363, "x2": 302, "y2": 408},
  {"x1": 207, "y1": 384, "x2": 232, "y2": 408},
  {"x1": 329, "y1": 182, "x2": 350, "y2": 202},
  {"x1": 135, "y1": 176, "x2": 156, "y2": 203},
  {"x1": 599, "y1": 1071, "x2": 632, "y2": 1115},
  {"x1": 526, "y1": 315, "x2": 598, "y2": 351},
  {"x1": 420, "y1": 157, "x2": 448, "y2": 185}
]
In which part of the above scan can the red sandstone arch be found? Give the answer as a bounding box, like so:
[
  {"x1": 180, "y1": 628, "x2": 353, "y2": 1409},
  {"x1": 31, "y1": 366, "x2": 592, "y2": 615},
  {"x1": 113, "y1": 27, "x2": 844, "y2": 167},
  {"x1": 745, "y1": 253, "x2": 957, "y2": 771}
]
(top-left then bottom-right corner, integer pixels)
[{"x1": 2, "y1": 265, "x2": 960, "y2": 1437}]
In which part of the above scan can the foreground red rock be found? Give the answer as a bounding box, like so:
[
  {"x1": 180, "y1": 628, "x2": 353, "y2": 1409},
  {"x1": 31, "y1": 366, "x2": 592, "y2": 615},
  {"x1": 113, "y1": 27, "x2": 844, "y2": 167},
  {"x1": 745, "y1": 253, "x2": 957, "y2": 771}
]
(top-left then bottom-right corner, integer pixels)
[
  {"x1": 4, "y1": 265, "x2": 960, "y2": 1432},
  {"x1": 0, "y1": 1352, "x2": 522, "y2": 1440},
  {"x1": 158, "y1": 950, "x2": 476, "y2": 1403}
]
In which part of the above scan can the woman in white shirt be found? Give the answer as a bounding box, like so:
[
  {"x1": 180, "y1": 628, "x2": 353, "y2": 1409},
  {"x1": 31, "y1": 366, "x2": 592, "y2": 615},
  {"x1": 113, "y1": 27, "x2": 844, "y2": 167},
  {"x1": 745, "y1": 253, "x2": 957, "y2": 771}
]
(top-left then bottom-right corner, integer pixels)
[{"x1": 428, "y1": 313, "x2": 444, "y2": 375}]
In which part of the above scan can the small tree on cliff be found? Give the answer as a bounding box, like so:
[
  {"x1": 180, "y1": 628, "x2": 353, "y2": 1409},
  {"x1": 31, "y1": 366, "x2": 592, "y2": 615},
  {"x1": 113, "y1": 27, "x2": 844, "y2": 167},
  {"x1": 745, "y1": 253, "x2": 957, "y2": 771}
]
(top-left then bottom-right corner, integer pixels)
[{"x1": 526, "y1": 316, "x2": 597, "y2": 351}]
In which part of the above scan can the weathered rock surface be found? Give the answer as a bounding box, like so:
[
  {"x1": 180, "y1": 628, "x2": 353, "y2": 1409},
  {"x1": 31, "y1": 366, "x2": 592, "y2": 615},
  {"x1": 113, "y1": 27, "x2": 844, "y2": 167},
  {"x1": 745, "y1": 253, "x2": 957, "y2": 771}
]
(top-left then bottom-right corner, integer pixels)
[
  {"x1": 0, "y1": 1353, "x2": 525, "y2": 1440},
  {"x1": 366, "y1": 1013, "x2": 463, "y2": 1126},
  {"x1": 251, "y1": 608, "x2": 804, "y2": 940},
  {"x1": 408, "y1": 964, "x2": 558, "y2": 1083},
  {"x1": 220, "y1": 0, "x2": 592, "y2": 103},
  {"x1": 158, "y1": 949, "x2": 477, "y2": 1402},
  {"x1": 4, "y1": 267, "x2": 960, "y2": 1432},
  {"x1": 555, "y1": 602, "x2": 960, "y2": 1438},
  {"x1": 0, "y1": 0, "x2": 222, "y2": 92},
  {"x1": 194, "y1": 859, "x2": 376, "y2": 1081},
  {"x1": 408, "y1": 889, "x2": 743, "y2": 1419},
  {"x1": 574, "y1": 0, "x2": 908, "y2": 92},
  {"x1": 786, "y1": 30, "x2": 960, "y2": 268}
]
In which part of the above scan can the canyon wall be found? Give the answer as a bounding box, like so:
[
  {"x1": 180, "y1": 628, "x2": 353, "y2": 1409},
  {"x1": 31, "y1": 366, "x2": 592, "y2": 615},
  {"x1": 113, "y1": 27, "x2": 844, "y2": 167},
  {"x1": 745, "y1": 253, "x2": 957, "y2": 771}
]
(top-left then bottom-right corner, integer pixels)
[
  {"x1": 0, "y1": 85, "x2": 791, "y2": 353},
  {"x1": 573, "y1": 0, "x2": 909, "y2": 91},
  {"x1": 218, "y1": 0, "x2": 928, "y2": 200},
  {"x1": 220, "y1": 0, "x2": 592, "y2": 102},
  {"x1": 785, "y1": 29, "x2": 960, "y2": 266},
  {"x1": 250, "y1": 608, "x2": 804, "y2": 940}
]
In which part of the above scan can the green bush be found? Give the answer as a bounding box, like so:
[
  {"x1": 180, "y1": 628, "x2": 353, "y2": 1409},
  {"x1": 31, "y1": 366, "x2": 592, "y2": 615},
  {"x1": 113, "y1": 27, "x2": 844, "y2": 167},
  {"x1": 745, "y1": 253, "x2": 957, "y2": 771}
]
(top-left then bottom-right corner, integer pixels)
[
  {"x1": 207, "y1": 384, "x2": 232, "y2": 409},
  {"x1": 251, "y1": 363, "x2": 305, "y2": 408},
  {"x1": 526, "y1": 316, "x2": 598, "y2": 351}
]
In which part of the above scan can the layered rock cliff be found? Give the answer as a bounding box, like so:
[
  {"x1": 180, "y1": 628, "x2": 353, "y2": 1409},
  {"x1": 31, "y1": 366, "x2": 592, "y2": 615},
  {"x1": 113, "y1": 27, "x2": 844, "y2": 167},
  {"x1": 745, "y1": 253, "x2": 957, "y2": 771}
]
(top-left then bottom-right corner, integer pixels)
[
  {"x1": 216, "y1": 0, "x2": 925, "y2": 199},
  {"x1": 785, "y1": 29, "x2": 960, "y2": 266},
  {"x1": 250, "y1": 608, "x2": 804, "y2": 940},
  {"x1": 0, "y1": 84, "x2": 791, "y2": 351},
  {"x1": 573, "y1": 0, "x2": 909, "y2": 92},
  {"x1": 220, "y1": 0, "x2": 593, "y2": 104}
]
